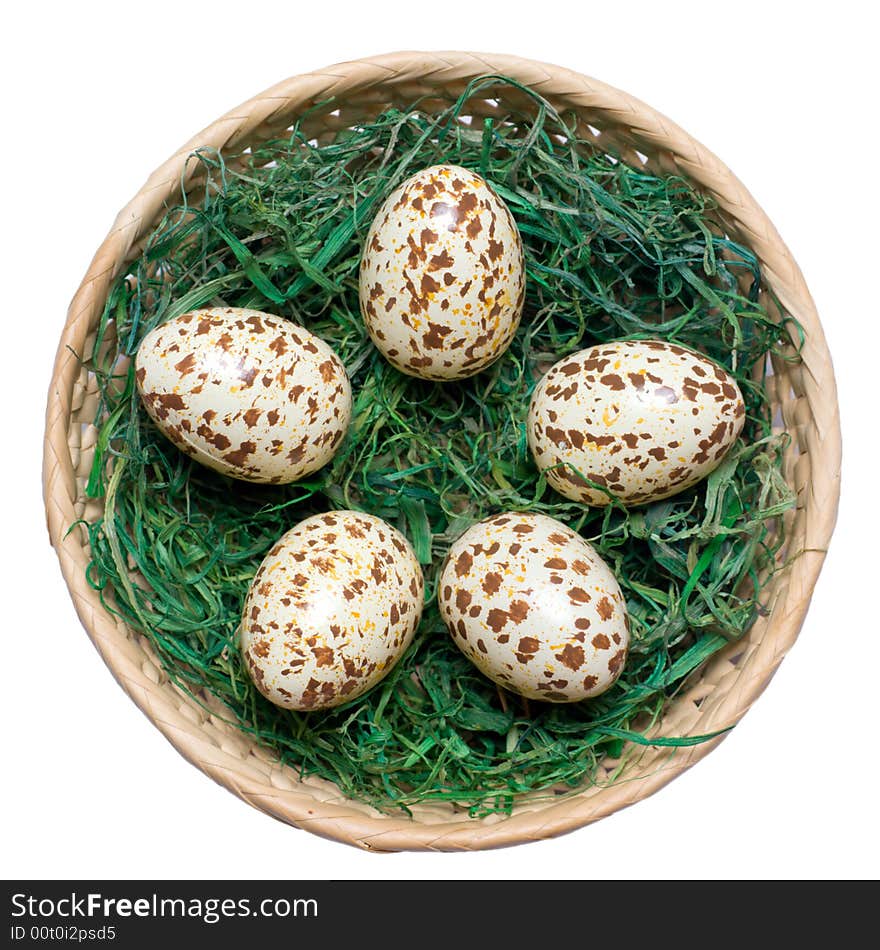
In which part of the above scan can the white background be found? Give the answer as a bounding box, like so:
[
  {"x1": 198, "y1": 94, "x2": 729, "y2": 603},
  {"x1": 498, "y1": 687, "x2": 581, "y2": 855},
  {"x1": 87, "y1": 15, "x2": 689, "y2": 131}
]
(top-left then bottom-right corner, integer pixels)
[{"x1": 2, "y1": 1, "x2": 877, "y2": 880}]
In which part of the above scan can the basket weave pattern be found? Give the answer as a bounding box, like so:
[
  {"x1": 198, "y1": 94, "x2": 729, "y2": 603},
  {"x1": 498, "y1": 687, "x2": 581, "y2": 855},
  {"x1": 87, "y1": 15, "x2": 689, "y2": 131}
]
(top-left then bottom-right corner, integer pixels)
[{"x1": 43, "y1": 51, "x2": 841, "y2": 851}]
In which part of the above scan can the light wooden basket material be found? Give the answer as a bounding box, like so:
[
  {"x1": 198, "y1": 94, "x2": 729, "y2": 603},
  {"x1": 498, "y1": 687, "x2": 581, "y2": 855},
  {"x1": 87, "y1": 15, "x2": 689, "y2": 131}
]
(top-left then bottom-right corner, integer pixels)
[{"x1": 43, "y1": 51, "x2": 841, "y2": 852}]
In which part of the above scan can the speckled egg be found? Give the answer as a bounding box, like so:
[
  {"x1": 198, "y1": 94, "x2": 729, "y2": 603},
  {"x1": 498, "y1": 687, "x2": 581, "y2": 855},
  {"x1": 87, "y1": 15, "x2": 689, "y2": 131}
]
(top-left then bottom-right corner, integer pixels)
[
  {"x1": 359, "y1": 164, "x2": 525, "y2": 380},
  {"x1": 438, "y1": 512, "x2": 630, "y2": 702},
  {"x1": 240, "y1": 511, "x2": 424, "y2": 710},
  {"x1": 135, "y1": 307, "x2": 352, "y2": 483},
  {"x1": 527, "y1": 340, "x2": 745, "y2": 506}
]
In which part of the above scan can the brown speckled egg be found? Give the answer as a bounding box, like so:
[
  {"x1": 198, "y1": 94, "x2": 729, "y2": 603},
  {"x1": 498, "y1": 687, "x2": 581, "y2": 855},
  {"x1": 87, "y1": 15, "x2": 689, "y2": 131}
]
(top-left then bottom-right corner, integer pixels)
[
  {"x1": 438, "y1": 512, "x2": 630, "y2": 702},
  {"x1": 528, "y1": 340, "x2": 745, "y2": 506},
  {"x1": 359, "y1": 164, "x2": 525, "y2": 380},
  {"x1": 240, "y1": 511, "x2": 424, "y2": 711},
  {"x1": 135, "y1": 308, "x2": 352, "y2": 483}
]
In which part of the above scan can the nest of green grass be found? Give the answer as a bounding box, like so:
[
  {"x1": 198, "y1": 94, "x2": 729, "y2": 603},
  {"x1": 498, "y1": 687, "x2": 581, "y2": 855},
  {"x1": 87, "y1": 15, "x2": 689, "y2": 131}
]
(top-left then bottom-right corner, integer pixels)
[{"x1": 83, "y1": 78, "x2": 796, "y2": 816}]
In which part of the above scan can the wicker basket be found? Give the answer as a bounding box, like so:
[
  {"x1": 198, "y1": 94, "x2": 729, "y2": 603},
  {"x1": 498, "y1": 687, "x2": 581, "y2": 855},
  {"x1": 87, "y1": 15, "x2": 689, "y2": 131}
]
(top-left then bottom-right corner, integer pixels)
[{"x1": 43, "y1": 51, "x2": 841, "y2": 852}]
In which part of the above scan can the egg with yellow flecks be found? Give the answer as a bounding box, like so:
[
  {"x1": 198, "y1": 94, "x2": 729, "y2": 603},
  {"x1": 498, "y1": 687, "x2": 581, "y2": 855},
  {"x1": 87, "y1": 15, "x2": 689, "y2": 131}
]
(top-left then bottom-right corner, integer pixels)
[
  {"x1": 135, "y1": 307, "x2": 352, "y2": 484},
  {"x1": 438, "y1": 512, "x2": 630, "y2": 703},
  {"x1": 240, "y1": 511, "x2": 424, "y2": 711},
  {"x1": 527, "y1": 339, "x2": 745, "y2": 507},
  {"x1": 359, "y1": 164, "x2": 525, "y2": 381}
]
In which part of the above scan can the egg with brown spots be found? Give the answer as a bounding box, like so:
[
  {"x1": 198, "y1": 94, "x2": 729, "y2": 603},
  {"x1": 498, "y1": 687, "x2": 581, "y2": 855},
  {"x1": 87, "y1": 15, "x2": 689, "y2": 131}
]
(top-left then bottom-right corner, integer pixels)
[
  {"x1": 135, "y1": 307, "x2": 352, "y2": 484},
  {"x1": 240, "y1": 511, "x2": 424, "y2": 711},
  {"x1": 359, "y1": 164, "x2": 525, "y2": 380},
  {"x1": 527, "y1": 339, "x2": 745, "y2": 507},
  {"x1": 439, "y1": 512, "x2": 630, "y2": 702}
]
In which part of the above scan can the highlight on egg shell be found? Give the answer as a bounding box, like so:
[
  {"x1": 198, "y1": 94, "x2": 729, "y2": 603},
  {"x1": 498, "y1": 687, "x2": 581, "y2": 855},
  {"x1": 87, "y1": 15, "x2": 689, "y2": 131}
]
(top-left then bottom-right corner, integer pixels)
[
  {"x1": 527, "y1": 339, "x2": 745, "y2": 507},
  {"x1": 438, "y1": 512, "x2": 630, "y2": 703},
  {"x1": 240, "y1": 511, "x2": 425, "y2": 711},
  {"x1": 135, "y1": 307, "x2": 352, "y2": 484},
  {"x1": 359, "y1": 164, "x2": 525, "y2": 381}
]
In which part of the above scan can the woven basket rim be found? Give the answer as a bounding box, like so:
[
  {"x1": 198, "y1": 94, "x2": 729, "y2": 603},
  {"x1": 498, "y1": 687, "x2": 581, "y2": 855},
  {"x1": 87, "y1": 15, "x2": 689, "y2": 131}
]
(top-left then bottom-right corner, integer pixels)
[{"x1": 42, "y1": 50, "x2": 841, "y2": 852}]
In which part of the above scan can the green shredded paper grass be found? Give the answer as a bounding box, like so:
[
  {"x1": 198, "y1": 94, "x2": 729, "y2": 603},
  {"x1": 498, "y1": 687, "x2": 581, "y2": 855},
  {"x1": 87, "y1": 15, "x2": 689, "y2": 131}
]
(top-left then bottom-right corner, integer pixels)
[{"x1": 83, "y1": 78, "x2": 797, "y2": 816}]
